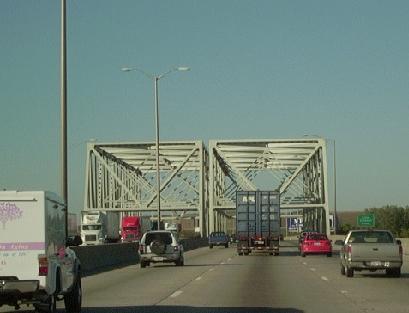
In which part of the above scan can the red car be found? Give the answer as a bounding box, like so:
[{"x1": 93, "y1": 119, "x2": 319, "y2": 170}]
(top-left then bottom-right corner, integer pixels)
[{"x1": 300, "y1": 233, "x2": 332, "y2": 257}]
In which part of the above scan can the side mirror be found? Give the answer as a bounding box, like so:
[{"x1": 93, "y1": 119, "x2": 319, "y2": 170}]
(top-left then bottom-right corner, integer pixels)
[
  {"x1": 396, "y1": 239, "x2": 402, "y2": 245},
  {"x1": 334, "y1": 240, "x2": 344, "y2": 246},
  {"x1": 66, "y1": 235, "x2": 82, "y2": 247}
]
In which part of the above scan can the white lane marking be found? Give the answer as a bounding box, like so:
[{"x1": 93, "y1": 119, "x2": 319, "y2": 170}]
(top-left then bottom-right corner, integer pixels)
[
  {"x1": 170, "y1": 290, "x2": 183, "y2": 298},
  {"x1": 340, "y1": 290, "x2": 348, "y2": 294},
  {"x1": 209, "y1": 268, "x2": 214, "y2": 272},
  {"x1": 195, "y1": 276, "x2": 202, "y2": 281},
  {"x1": 221, "y1": 262, "x2": 225, "y2": 265},
  {"x1": 228, "y1": 257, "x2": 232, "y2": 261},
  {"x1": 302, "y1": 262, "x2": 307, "y2": 265},
  {"x1": 321, "y1": 276, "x2": 328, "y2": 281},
  {"x1": 310, "y1": 268, "x2": 316, "y2": 272}
]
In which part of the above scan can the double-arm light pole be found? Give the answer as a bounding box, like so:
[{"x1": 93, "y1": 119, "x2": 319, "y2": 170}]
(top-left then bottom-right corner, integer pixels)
[{"x1": 121, "y1": 66, "x2": 190, "y2": 230}]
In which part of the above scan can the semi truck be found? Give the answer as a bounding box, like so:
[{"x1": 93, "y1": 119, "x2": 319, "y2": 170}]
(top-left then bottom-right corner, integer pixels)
[
  {"x1": 81, "y1": 211, "x2": 120, "y2": 245},
  {"x1": 0, "y1": 191, "x2": 82, "y2": 312},
  {"x1": 236, "y1": 191, "x2": 280, "y2": 256}
]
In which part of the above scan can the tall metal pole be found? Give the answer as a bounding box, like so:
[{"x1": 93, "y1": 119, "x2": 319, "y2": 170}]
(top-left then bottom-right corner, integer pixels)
[
  {"x1": 61, "y1": 0, "x2": 68, "y2": 238},
  {"x1": 154, "y1": 77, "x2": 161, "y2": 230},
  {"x1": 333, "y1": 140, "x2": 337, "y2": 234}
]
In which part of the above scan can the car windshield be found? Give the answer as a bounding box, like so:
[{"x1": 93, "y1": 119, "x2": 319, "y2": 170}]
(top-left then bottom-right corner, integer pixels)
[
  {"x1": 349, "y1": 231, "x2": 394, "y2": 243},
  {"x1": 306, "y1": 234, "x2": 328, "y2": 241},
  {"x1": 82, "y1": 225, "x2": 101, "y2": 231},
  {"x1": 145, "y1": 232, "x2": 172, "y2": 245},
  {"x1": 210, "y1": 232, "x2": 226, "y2": 237}
]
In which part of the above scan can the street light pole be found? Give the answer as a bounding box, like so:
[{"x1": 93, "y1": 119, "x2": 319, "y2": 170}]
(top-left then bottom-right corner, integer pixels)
[
  {"x1": 121, "y1": 66, "x2": 190, "y2": 230},
  {"x1": 61, "y1": 0, "x2": 68, "y2": 238},
  {"x1": 154, "y1": 76, "x2": 161, "y2": 230},
  {"x1": 333, "y1": 139, "x2": 337, "y2": 234}
]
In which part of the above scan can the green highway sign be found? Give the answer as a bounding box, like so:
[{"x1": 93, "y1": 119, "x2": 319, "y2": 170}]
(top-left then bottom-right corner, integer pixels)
[{"x1": 357, "y1": 214, "x2": 375, "y2": 227}]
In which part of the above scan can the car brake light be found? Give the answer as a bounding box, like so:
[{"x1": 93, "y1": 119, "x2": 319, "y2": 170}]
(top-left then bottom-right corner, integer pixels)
[
  {"x1": 38, "y1": 255, "x2": 48, "y2": 276},
  {"x1": 174, "y1": 246, "x2": 179, "y2": 251}
]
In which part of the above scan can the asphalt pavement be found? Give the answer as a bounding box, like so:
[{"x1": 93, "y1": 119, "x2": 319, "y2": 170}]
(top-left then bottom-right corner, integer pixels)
[{"x1": 2, "y1": 241, "x2": 408, "y2": 313}]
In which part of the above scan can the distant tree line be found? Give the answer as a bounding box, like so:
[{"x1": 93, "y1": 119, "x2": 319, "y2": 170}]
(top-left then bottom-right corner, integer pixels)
[{"x1": 338, "y1": 205, "x2": 409, "y2": 237}]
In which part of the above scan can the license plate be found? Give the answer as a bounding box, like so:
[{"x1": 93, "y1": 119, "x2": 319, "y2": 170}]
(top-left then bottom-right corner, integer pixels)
[
  {"x1": 314, "y1": 242, "x2": 321, "y2": 246},
  {"x1": 153, "y1": 257, "x2": 164, "y2": 261},
  {"x1": 370, "y1": 261, "x2": 381, "y2": 266},
  {"x1": 255, "y1": 240, "x2": 264, "y2": 244}
]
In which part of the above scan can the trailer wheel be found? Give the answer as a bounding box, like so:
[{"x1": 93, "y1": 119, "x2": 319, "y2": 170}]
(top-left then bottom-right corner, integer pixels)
[{"x1": 64, "y1": 273, "x2": 82, "y2": 313}]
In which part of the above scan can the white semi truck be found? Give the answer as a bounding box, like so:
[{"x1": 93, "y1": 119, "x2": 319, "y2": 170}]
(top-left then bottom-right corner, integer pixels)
[
  {"x1": 81, "y1": 211, "x2": 120, "y2": 245},
  {"x1": 0, "y1": 191, "x2": 82, "y2": 313}
]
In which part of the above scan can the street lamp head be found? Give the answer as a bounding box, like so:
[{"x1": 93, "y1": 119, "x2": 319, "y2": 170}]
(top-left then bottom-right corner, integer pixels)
[{"x1": 176, "y1": 66, "x2": 190, "y2": 72}]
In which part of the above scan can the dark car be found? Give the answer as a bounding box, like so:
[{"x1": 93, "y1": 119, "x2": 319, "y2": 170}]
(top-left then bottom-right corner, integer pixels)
[{"x1": 209, "y1": 231, "x2": 229, "y2": 248}]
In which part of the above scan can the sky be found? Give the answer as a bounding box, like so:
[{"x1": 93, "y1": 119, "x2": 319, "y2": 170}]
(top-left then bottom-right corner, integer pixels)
[{"x1": 1, "y1": 0, "x2": 409, "y2": 214}]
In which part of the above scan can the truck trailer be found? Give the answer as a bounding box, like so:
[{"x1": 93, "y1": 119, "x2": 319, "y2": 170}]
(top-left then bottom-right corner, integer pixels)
[
  {"x1": 81, "y1": 211, "x2": 120, "y2": 245},
  {"x1": 0, "y1": 191, "x2": 82, "y2": 312},
  {"x1": 236, "y1": 191, "x2": 280, "y2": 256}
]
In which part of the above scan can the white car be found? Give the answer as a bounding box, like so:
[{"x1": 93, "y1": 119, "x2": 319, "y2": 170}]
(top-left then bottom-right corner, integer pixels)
[{"x1": 139, "y1": 230, "x2": 184, "y2": 268}]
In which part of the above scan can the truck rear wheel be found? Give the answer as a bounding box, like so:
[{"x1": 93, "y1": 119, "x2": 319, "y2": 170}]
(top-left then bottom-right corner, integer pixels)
[
  {"x1": 64, "y1": 274, "x2": 82, "y2": 313},
  {"x1": 34, "y1": 294, "x2": 56, "y2": 313},
  {"x1": 346, "y1": 267, "x2": 354, "y2": 277}
]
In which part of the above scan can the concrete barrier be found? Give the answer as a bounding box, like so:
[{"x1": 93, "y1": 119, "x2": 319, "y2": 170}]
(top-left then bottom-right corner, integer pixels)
[
  {"x1": 71, "y1": 238, "x2": 209, "y2": 276},
  {"x1": 71, "y1": 242, "x2": 140, "y2": 276}
]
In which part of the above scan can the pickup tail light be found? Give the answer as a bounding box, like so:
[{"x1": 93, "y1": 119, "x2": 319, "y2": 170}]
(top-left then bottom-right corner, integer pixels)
[{"x1": 38, "y1": 255, "x2": 48, "y2": 276}]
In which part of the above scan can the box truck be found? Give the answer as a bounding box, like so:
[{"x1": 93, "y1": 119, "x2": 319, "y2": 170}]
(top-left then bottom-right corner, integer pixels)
[
  {"x1": 0, "y1": 191, "x2": 82, "y2": 312},
  {"x1": 81, "y1": 211, "x2": 120, "y2": 245},
  {"x1": 236, "y1": 191, "x2": 280, "y2": 256}
]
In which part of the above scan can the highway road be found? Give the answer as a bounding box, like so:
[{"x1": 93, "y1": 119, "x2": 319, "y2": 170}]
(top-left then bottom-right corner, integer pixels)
[{"x1": 2, "y1": 241, "x2": 408, "y2": 313}]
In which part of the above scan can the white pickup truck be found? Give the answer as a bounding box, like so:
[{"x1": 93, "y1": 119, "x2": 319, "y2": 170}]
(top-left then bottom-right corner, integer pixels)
[
  {"x1": 338, "y1": 229, "x2": 403, "y2": 278},
  {"x1": 0, "y1": 191, "x2": 82, "y2": 312}
]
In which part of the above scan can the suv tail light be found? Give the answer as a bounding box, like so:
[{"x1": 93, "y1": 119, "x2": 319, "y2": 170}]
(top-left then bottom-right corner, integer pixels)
[
  {"x1": 38, "y1": 255, "x2": 48, "y2": 276},
  {"x1": 139, "y1": 244, "x2": 145, "y2": 254}
]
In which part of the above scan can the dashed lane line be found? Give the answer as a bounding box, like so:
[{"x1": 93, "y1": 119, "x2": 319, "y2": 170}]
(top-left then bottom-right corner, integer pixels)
[
  {"x1": 195, "y1": 276, "x2": 202, "y2": 281},
  {"x1": 170, "y1": 290, "x2": 183, "y2": 298},
  {"x1": 310, "y1": 268, "x2": 316, "y2": 272},
  {"x1": 321, "y1": 276, "x2": 328, "y2": 281}
]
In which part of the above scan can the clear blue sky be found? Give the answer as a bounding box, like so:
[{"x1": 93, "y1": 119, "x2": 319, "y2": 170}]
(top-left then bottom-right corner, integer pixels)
[{"x1": 1, "y1": 0, "x2": 408, "y2": 214}]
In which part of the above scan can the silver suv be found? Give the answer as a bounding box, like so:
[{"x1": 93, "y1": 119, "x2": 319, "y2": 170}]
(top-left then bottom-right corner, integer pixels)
[{"x1": 139, "y1": 230, "x2": 184, "y2": 268}]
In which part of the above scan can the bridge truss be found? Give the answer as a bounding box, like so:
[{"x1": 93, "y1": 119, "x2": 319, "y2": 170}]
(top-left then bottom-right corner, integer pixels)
[
  {"x1": 84, "y1": 141, "x2": 209, "y2": 236},
  {"x1": 209, "y1": 139, "x2": 330, "y2": 236}
]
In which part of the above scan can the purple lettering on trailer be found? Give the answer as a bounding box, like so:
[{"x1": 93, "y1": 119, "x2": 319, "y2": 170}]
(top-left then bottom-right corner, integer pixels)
[{"x1": 0, "y1": 242, "x2": 45, "y2": 251}]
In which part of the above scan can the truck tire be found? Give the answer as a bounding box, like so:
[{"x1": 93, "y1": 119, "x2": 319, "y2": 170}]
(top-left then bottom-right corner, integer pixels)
[
  {"x1": 346, "y1": 267, "x2": 354, "y2": 277},
  {"x1": 34, "y1": 294, "x2": 57, "y2": 313},
  {"x1": 386, "y1": 268, "x2": 401, "y2": 277},
  {"x1": 140, "y1": 261, "x2": 147, "y2": 268},
  {"x1": 224, "y1": 243, "x2": 228, "y2": 248},
  {"x1": 175, "y1": 257, "x2": 184, "y2": 266},
  {"x1": 64, "y1": 273, "x2": 82, "y2": 313}
]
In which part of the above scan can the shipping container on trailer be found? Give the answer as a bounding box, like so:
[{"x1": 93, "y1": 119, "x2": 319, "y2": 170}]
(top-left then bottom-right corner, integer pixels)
[{"x1": 236, "y1": 191, "x2": 280, "y2": 256}]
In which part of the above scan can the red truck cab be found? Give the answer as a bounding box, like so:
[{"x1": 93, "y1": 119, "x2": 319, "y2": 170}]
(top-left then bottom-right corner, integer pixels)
[{"x1": 121, "y1": 216, "x2": 141, "y2": 242}]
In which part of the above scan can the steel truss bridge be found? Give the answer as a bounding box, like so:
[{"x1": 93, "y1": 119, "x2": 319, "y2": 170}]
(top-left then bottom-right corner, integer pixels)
[{"x1": 84, "y1": 138, "x2": 331, "y2": 236}]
